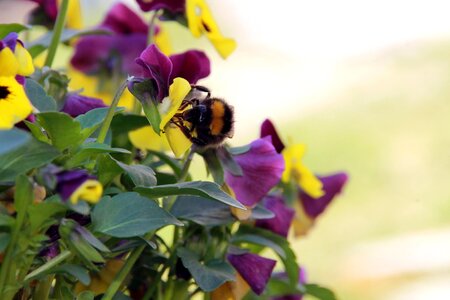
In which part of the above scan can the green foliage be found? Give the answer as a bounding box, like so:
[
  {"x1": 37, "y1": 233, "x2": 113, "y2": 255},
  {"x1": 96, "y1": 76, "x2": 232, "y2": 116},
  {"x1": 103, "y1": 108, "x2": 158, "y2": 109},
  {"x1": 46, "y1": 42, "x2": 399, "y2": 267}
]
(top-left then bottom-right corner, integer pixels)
[
  {"x1": 0, "y1": 23, "x2": 30, "y2": 39},
  {"x1": 91, "y1": 193, "x2": 182, "y2": 238},
  {"x1": 25, "y1": 79, "x2": 57, "y2": 112},
  {"x1": 0, "y1": 129, "x2": 31, "y2": 156},
  {"x1": 304, "y1": 284, "x2": 337, "y2": 300}
]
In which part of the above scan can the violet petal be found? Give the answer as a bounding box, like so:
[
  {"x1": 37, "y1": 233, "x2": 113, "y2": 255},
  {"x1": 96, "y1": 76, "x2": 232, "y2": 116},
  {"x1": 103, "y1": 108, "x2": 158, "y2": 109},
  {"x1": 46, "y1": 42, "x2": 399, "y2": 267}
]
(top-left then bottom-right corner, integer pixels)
[
  {"x1": 136, "y1": 0, "x2": 185, "y2": 13},
  {"x1": 260, "y1": 119, "x2": 285, "y2": 153},
  {"x1": 225, "y1": 137, "x2": 285, "y2": 206},
  {"x1": 61, "y1": 93, "x2": 106, "y2": 117},
  {"x1": 103, "y1": 2, "x2": 148, "y2": 34},
  {"x1": 228, "y1": 252, "x2": 276, "y2": 295},
  {"x1": 169, "y1": 50, "x2": 211, "y2": 84},
  {"x1": 255, "y1": 196, "x2": 295, "y2": 237},
  {"x1": 300, "y1": 172, "x2": 348, "y2": 219},
  {"x1": 56, "y1": 170, "x2": 92, "y2": 202}
]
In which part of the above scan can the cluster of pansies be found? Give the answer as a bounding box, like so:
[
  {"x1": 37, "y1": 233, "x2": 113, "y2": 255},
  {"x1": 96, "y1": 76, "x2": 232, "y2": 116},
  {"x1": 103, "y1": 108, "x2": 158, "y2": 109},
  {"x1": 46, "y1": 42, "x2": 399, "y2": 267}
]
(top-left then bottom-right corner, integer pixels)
[{"x1": 0, "y1": 1, "x2": 347, "y2": 299}]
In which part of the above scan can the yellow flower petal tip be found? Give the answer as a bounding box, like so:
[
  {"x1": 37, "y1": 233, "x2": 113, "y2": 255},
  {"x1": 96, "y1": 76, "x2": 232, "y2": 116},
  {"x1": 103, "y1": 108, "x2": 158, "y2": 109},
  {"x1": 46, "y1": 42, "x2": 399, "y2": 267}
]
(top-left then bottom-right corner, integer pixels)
[
  {"x1": 210, "y1": 36, "x2": 237, "y2": 59},
  {"x1": 14, "y1": 43, "x2": 35, "y2": 76},
  {"x1": 70, "y1": 179, "x2": 103, "y2": 204},
  {"x1": 0, "y1": 76, "x2": 33, "y2": 129},
  {"x1": 0, "y1": 47, "x2": 19, "y2": 77},
  {"x1": 165, "y1": 124, "x2": 192, "y2": 158},
  {"x1": 129, "y1": 125, "x2": 170, "y2": 152}
]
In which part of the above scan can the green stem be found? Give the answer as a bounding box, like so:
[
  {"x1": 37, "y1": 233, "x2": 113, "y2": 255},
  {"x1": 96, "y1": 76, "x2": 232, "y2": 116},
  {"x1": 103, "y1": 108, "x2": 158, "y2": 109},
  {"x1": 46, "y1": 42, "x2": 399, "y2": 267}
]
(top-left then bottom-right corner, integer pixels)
[
  {"x1": 96, "y1": 80, "x2": 128, "y2": 144},
  {"x1": 32, "y1": 275, "x2": 54, "y2": 300},
  {"x1": 23, "y1": 250, "x2": 71, "y2": 282},
  {"x1": 101, "y1": 232, "x2": 154, "y2": 300},
  {"x1": 178, "y1": 149, "x2": 195, "y2": 182},
  {"x1": 44, "y1": 0, "x2": 69, "y2": 67},
  {"x1": 147, "y1": 10, "x2": 161, "y2": 45}
]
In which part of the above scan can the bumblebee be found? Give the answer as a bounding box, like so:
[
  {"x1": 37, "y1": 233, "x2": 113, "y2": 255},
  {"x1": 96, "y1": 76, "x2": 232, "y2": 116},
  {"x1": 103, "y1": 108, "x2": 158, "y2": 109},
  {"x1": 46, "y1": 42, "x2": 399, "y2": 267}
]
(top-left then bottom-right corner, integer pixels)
[{"x1": 170, "y1": 86, "x2": 234, "y2": 147}]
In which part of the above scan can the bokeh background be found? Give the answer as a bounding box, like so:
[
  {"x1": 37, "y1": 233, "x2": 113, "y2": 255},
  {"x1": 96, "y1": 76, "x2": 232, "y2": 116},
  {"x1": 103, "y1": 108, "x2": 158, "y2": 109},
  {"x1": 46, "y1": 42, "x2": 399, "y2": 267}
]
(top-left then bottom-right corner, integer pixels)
[{"x1": 2, "y1": 0, "x2": 450, "y2": 298}]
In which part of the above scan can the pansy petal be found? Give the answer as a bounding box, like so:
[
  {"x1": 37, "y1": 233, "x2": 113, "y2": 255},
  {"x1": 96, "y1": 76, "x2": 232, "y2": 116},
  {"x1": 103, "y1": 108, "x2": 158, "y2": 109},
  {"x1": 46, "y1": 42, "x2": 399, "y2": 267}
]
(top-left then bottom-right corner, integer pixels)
[
  {"x1": 255, "y1": 196, "x2": 295, "y2": 237},
  {"x1": 299, "y1": 172, "x2": 348, "y2": 219},
  {"x1": 136, "y1": 44, "x2": 173, "y2": 101},
  {"x1": 227, "y1": 253, "x2": 276, "y2": 295},
  {"x1": 136, "y1": 0, "x2": 185, "y2": 13},
  {"x1": 0, "y1": 47, "x2": 19, "y2": 77},
  {"x1": 154, "y1": 24, "x2": 172, "y2": 55},
  {"x1": 169, "y1": 50, "x2": 211, "y2": 84},
  {"x1": 56, "y1": 170, "x2": 103, "y2": 204},
  {"x1": 159, "y1": 77, "x2": 191, "y2": 128},
  {"x1": 165, "y1": 124, "x2": 192, "y2": 158},
  {"x1": 129, "y1": 125, "x2": 170, "y2": 152},
  {"x1": 61, "y1": 93, "x2": 106, "y2": 117},
  {"x1": 0, "y1": 77, "x2": 33, "y2": 129},
  {"x1": 71, "y1": 35, "x2": 115, "y2": 74},
  {"x1": 14, "y1": 42, "x2": 35, "y2": 76},
  {"x1": 114, "y1": 35, "x2": 148, "y2": 75},
  {"x1": 103, "y1": 2, "x2": 148, "y2": 34},
  {"x1": 260, "y1": 119, "x2": 285, "y2": 153},
  {"x1": 65, "y1": 0, "x2": 83, "y2": 29},
  {"x1": 207, "y1": 35, "x2": 237, "y2": 59},
  {"x1": 225, "y1": 137, "x2": 285, "y2": 207}
]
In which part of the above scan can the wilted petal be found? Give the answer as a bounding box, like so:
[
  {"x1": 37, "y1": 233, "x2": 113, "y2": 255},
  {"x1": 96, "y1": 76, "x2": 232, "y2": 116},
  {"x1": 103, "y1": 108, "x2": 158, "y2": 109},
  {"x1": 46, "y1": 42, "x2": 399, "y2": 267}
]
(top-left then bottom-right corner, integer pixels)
[
  {"x1": 225, "y1": 137, "x2": 285, "y2": 207},
  {"x1": 260, "y1": 119, "x2": 285, "y2": 153},
  {"x1": 61, "y1": 93, "x2": 106, "y2": 117},
  {"x1": 103, "y1": 3, "x2": 148, "y2": 34},
  {"x1": 228, "y1": 252, "x2": 276, "y2": 295},
  {"x1": 136, "y1": 44, "x2": 173, "y2": 101},
  {"x1": 169, "y1": 50, "x2": 211, "y2": 84},
  {"x1": 255, "y1": 196, "x2": 295, "y2": 237},
  {"x1": 56, "y1": 170, "x2": 103, "y2": 204},
  {"x1": 136, "y1": 0, "x2": 185, "y2": 13},
  {"x1": 300, "y1": 172, "x2": 348, "y2": 219}
]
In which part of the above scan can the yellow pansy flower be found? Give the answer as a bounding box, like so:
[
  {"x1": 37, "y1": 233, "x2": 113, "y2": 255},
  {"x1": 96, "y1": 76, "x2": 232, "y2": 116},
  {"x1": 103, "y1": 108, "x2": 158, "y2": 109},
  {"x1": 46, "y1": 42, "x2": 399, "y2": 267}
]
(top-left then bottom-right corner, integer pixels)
[
  {"x1": 186, "y1": 0, "x2": 237, "y2": 59},
  {"x1": 0, "y1": 77, "x2": 33, "y2": 129}
]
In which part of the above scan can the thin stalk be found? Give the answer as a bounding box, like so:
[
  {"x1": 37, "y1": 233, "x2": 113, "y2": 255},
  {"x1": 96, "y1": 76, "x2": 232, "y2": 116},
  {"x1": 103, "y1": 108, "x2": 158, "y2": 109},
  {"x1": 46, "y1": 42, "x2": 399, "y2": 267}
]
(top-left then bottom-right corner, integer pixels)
[
  {"x1": 147, "y1": 10, "x2": 161, "y2": 45},
  {"x1": 96, "y1": 80, "x2": 128, "y2": 144},
  {"x1": 32, "y1": 275, "x2": 54, "y2": 300},
  {"x1": 101, "y1": 232, "x2": 154, "y2": 300},
  {"x1": 44, "y1": 0, "x2": 69, "y2": 67},
  {"x1": 23, "y1": 250, "x2": 72, "y2": 282}
]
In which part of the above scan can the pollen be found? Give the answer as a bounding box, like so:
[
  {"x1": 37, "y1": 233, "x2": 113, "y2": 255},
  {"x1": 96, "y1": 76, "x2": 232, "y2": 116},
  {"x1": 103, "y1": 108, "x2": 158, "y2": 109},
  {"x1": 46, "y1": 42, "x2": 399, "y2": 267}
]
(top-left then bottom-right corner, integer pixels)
[{"x1": 210, "y1": 100, "x2": 225, "y2": 135}]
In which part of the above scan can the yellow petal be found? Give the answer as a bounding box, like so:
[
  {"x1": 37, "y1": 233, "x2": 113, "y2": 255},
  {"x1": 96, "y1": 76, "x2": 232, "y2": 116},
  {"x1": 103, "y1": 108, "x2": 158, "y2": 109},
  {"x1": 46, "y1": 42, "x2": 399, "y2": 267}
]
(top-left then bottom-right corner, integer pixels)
[
  {"x1": 154, "y1": 24, "x2": 172, "y2": 55},
  {"x1": 292, "y1": 200, "x2": 314, "y2": 237},
  {"x1": 211, "y1": 273, "x2": 250, "y2": 300},
  {"x1": 159, "y1": 77, "x2": 191, "y2": 129},
  {"x1": 165, "y1": 123, "x2": 192, "y2": 158},
  {"x1": 296, "y1": 164, "x2": 324, "y2": 198},
  {"x1": 281, "y1": 144, "x2": 306, "y2": 182},
  {"x1": 0, "y1": 48, "x2": 19, "y2": 77},
  {"x1": 69, "y1": 179, "x2": 103, "y2": 204},
  {"x1": 129, "y1": 125, "x2": 170, "y2": 152},
  {"x1": 0, "y1": 76, "x2": 33, "y2": 129},
  {"x1": 14, "y1": 43, "x2": 35, "y2": 76},
  {"x1": 186, "y1": 0, "x2": 236, "y2": 59},
  {"x1": 58, "y1": 0, "x2": 83, "y2": 29}
]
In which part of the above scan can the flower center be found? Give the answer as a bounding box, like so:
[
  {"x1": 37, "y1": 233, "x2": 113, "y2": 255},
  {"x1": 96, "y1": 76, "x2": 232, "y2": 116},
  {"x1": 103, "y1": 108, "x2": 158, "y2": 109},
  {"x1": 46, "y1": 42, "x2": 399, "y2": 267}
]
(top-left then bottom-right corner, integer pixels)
[{"x1": 0, "y1": 85, "x2": 10, "y2": 100}]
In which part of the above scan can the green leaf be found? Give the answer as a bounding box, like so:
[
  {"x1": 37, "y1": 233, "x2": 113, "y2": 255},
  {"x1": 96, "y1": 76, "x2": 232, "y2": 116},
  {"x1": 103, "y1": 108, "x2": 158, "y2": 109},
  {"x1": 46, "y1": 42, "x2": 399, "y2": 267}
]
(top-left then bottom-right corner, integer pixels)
[
  {"x1": 142, "y1": 101, "x2": 161, "y2": 135},
  {"x1": 113, "y1": 158, "x2": 157, "y2": 188},
  {"x1": 263, "y1": 277, "x2": 302, "y2": 297},
  {"x1": 37, "y1": 112, "x2": 84, "y2": 152},
  {"x1": 304, "y1": 284, "x2": 337, "y2": 300},
  {"x1": 128, "y1": 79, "x2": 161, "y2": 134},
  {"x1": 76, "y1": 107, "x2": 125, "y2": 138},
  {"x1": 0, "y1": 214, "x2": 14, "y2": 227},
  {"x1": 76, "y1": 291, "x2": 95, "y2": 300},
  {"x1": 229, "y1": 144, "x2": 251, "y2": 155},
  {"x1": 52, "y1": 264, "x2": 91, "y2": 286},
  {"x1": 135, "y1": 181, "x2": 246, "y2": 210},
  {"x1": 0, "y1": 23, "x2": 30, "y2": 39},
  {"x1": 170, "y1": 196, "x2": 233, "y2": 226},
  {"x1": 25, "y1": 79, "x2": 57, "y2": 112},
  {"x1": 147, "y1": 150, "x2": 182, "y2": 178},
  {"x1": 27, "y1": 28, "x2": 111, "y2": 58},
  {"x1": 0, "y1": 138, "x2": 60, "y2": 182},
  {"x1": 24, "y1": 121, "x2": 50, "y2": 143},
  {"x1": 92, "y1": 193, "x2": 182, "y2": 238},
  {"x1": 177, "y1": 247, "x2": 235, "y2": 292},
  {"x1": 65, "y1": 143, "x2": 130, "y2": 168},
  {"x1": 251, "y1": 204, "x2": 275, "y2": 220},
  {"x1": 201, "y1": 148, "x2": 224, "y2": 184},
  {"x1": 111, "y1": 114, "x2": 148, "y2": 135},
  {"x1": 28, "y1": 202, "x2": 67, "y2": 231},
  {"x1": 97, "y1": 155, "x2": 123, "y2": 185},
  {"x1": 0, "y1": 232, "x2": 11, "y2": 252},
  {"x1": 217, "y1": 146, "x2": 243, "y2": 176},
  {"x1": 0, "y1": 129, "x2": 31, "y2": 155},
  {"x1": 14, "y1": 175, "x2": 33, "y2": 214},
  {"x1": 232, "y1": 226, "x2": 299, "y2": 286}
]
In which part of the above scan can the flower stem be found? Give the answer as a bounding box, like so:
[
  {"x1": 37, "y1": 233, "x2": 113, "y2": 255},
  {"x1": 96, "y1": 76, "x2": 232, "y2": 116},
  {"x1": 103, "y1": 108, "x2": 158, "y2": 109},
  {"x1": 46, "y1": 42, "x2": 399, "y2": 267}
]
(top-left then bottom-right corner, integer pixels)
[
  {"x1": 44, "y1": 0, "x2": 69, "y2": 68},
  {"x1": 101, "y1": 232, "x2": 154, "y2": 300},
  {"x1": 96, "y1": 80, "x2": 128, "y2": 144},
  {"x1": 147, "y1": 10, "x2": 161, "y2": 45}
]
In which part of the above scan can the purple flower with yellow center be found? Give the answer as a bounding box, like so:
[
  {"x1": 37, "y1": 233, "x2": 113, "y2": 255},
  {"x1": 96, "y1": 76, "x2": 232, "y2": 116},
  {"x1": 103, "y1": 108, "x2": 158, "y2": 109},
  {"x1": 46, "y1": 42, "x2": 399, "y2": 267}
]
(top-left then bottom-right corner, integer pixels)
[
  {"x1": 255, "y1": 195, "x2": 295, "y2": 238},
  {"x1": 224, "y1": 137, "x2": 285, "y2": 209},
  {"x1": 227, "y1": 252, "x2": 276, "y2": 296},
  {"x1": 61, "y1": 92, "x2": 107, "y2": 117},
  {"x1": 0, "y1": 33, "x2": 34, "y2": 129},
  {"x1": 27, "y1": 0, "x2": 82, "y2": 29},
  {"x1": 56, "y1": 170, "x2": 103, "y2": 205},
  {"x1": 129, "y1": 44, "x2": 211, "y2": 157}
]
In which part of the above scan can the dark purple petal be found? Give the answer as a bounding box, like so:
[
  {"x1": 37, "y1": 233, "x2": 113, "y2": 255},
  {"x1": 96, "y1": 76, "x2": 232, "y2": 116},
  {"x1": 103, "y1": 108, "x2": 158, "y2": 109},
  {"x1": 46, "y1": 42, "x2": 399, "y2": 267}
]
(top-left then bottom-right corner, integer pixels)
[
  {"x1": 255, "y1": 196, "x2": 295, "y2": 237},
  {"x1": 136, "y1": 44, "x2": 173, "y2": 101},
  {"x1": 15, "y1": 75, "x2": 25, "y2": 85},
  {"x1": 300, "y1": 172, "x2": 348, "y2": 219},
  {"x1": 136, "y1": 0, "x2": 185, "y2": 13},
  {"x1": 56, "y1": 170, "x2": 93, "y2": 202},
  {"x1": 225, "y1": 137, "x2": 285, "y2": 206},
  {"x1": 30, "y1": 0, "x2": 58, "y2": 20},
  {"x1": 61, "y1": 93, "x2": 106, "y2": 117},
  {"x1": 115, "y1": 35, "x2": 149, "y2": 75},
  {"x1": 102, "y1": 3, "x2": 148, "y2": 34},
  {"x1": 3, "y1": 32, "x2": 18, "y2": 51},
  {"x1": 169, "y1": 50, "x2": 211, "y2": 84},
  {"x1": 260, "y1": 119, "x2": 285, "y2": 153},
  {"x1": 71, "y1": 34, "x2": 115, "y2": 74},
  {"x1": 228, "y1": 253, "x2": 276, "y2": 295}
]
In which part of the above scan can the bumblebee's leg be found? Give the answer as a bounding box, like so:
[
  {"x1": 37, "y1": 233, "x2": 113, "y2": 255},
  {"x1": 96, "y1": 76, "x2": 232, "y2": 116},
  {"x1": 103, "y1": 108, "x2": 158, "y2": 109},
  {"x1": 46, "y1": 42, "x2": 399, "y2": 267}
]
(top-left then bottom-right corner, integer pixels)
[
  {"x1": 191, "y1": 85, "x2": 211, "y2": 98},
  {"x1": 178, "y1": 98, "x2": 200, "y2": 111},
  {"x1": 170, "y1": 120, "x2": 205, "y2": 146}
]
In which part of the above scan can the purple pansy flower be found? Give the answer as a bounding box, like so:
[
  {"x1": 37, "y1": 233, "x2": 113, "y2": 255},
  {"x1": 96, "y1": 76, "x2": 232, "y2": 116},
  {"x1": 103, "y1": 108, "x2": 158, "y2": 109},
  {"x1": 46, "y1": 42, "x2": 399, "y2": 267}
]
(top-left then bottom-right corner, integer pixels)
[
  {"x1": 135, "y1": 44, "x2": 211, "y2": 101},
  {"x1": 136, "y1": 0, "x2": 185, "y2": 13},
  {"x1": 55, "y1": 170, "x2": 102, "y2": 204},
  {"x1": 61, "y1": 93, "x2": 107, "y2": 117},
  {"x1": 255, "y1": 196, "x2": 295, "y2": 237},
  {"x1": 224, "y1": 137, "x2": 285, "y2": 207},
  {"x1": 228, "y1": 252, "x2": 276, "y2": 295},
  {"x1": 260, "y1": 119, "x2": 285, "y2": 153},
  {"x1": 71, "y1": 3, "x2": 149, "y2": 76},
  {"x1": 299, "y1": 172, "x2": 348, "y2": 219}
]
